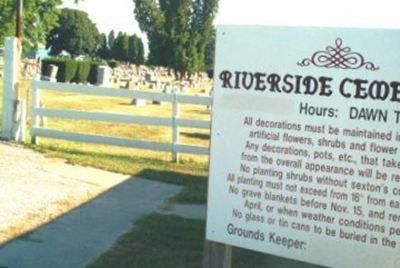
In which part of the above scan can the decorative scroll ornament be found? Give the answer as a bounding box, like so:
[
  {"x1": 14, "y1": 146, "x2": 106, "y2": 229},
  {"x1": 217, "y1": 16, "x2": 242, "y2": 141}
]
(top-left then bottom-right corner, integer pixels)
[{"x1": 298, "y1": 38, "x2": 379, "y2": 71}]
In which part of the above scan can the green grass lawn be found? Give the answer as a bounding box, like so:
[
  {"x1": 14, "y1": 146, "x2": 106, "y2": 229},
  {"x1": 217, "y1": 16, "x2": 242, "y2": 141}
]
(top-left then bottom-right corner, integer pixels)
[
  {"x1": 88, "y1": 214, "x2": 324, "y2": 268},
  {"x1": 18, "y1": 77, "x2": 211, "y2": 203},
  {"x1": 31, "y1": 143, "x2": 209, "y2": 203},
  {"x1": 28, "y1": 83, "x2": 211, "y2": 203}
]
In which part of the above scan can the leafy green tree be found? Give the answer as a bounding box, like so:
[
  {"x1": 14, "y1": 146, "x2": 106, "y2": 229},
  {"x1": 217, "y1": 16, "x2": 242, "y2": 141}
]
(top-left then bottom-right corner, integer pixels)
[
  {"x1": 108, "y1": 30, "x2": 116, "y2": 52},
  {"x1": 97, "y1": 31, "x2": 145, "y2": 63},
  {"x1": 133, "y1": 0, "x2": 218, "y2": 78},
  {"x1": 205, "y1": 28, "x2": 216, "y2": 71},
  {"x1": 128, "y1": 35, "x2": 137, "y2": 64},
  {"x1": 128, "y1": 34, "x2": 145, "y2": 65},
  {"x1": 46, "y1": 8, "x2": 100, "y2": 57},
  {"x1": 97, "y1": 33, "x2": 110, "y2": 59},
  {"x1": 136, "y1": 37, "x2": 145, "y2": 65},
  {"x1": 0, "y1": 0, "x2": 63, "y2": 50},
  {"x1": 0, "y1": 0, "x2": 16, "y2": 40},
  {"x1": 112, "y1": 32, "x2": 129, "y2": 62}
]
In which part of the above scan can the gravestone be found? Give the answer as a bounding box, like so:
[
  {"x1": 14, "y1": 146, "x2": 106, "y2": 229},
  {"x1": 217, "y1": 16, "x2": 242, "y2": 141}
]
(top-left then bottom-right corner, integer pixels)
[
  {"x1": 163, "y1": 84, "x2": 173, "y2": 94},
  {"x1": 97, "y1": 66, "x2": 112, "y2": 86},
  {"x1": 152, "y1": 97, "x2": 167, "y2": 105},
  {"x1": 130, "y1": 98, "x2": 146, "y2": 106},
  {"x1": 126, "y1": 80, "x2": 137, "y2": 90},
  {"x1": 181, "y1": 84, "x2": 189, "y2": 93},
  {"x1": 47, "y1": 64, "x2": 58, "y2": 82},
  {"x1": 145, "y1": 72, "x2": 155, "y2": 83}
]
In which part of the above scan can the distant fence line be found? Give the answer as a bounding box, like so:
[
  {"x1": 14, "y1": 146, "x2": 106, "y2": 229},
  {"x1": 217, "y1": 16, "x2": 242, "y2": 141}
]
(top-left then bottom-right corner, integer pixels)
[{"x1": 30, "y1": 80, "x2": 212, "y2": 162}]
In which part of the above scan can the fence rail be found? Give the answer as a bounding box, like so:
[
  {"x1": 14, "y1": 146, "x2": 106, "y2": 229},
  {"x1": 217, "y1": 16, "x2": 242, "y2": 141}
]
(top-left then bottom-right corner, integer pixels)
[
  {"x1": 31, "y1": 80, "x2": 212, "y2": 161},
  {"x1": 32, "y1": 80, "x2": 212, "y2": 105}
]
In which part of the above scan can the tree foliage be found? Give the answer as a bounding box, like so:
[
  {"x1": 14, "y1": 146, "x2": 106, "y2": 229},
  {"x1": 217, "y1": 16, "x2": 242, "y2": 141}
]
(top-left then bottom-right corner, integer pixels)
[
  {"x1": 108, "y1": 30, "x2": 116, "y2": 52},
  {"x1": 205, "y1": 28, "x2": 216, "y2": 71},
  {"x1": 46, "y1": 8, "x2": 100, "y2": 57},
  {"x1": 0, "y1": 0, "x2": 63, "y2": 50},
  {"x1": 128, "y1": 34, "x2": 145, "y2": 64},
  {"x1": 97, "y1": 31, "x2": 145, "y2": 65},
  {"x1": 133, "y1": 0, "x2": 218, "y2": 77},
  {"x1": 97, "y1": 33, "x2": 110, "y2": 60},
  {"x1": 112, "y1": 32, "x2": 129, "y2": 62}
]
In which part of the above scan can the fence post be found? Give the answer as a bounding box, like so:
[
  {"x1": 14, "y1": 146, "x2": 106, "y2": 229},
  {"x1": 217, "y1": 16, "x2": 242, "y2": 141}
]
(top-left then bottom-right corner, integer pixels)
[
  {"x1": 31, "y1": 78, "x2": 41, "y2": 145},
  {"x1": 11, "y1": 99, "x2": 26, "y2": 143},
  {"x1": 172, "y1": 91, "x2": 180, "y2": 163},
  {"x1": 2, "y1": 38, "x2": 19, "y2": 140},
  {"x1": 203, "y1": 240, "x2": 232, "y2": 268}
]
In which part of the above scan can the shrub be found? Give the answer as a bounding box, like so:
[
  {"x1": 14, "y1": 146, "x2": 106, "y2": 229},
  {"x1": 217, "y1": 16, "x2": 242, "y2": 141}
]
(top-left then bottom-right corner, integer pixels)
[
  {"x1": 41, "y1": 58, "x2": 76, "y2": 82},
  {"x1": 88, "y1": 62, "x2": 103, "y2": 85},
  {"x1": 64, "y1": 60, "x2": 78, "y2": 82},
  {"x1": 41, "y1": 58, "x2": 104, "y2": 84},
  {"x1": 74, "y1": 61, "x2": 91, "y2": 83},
  {"x1": 42, "y1": 58, "x2": 65, "y2": 81},
  {"x1": 107, "y1": 60, "x2": 119, "y2": 69}
]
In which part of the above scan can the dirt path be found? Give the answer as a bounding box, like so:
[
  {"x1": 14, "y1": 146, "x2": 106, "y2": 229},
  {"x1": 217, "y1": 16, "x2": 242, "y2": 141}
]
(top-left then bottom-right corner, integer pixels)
[{"x1": 0, "y1": 142, "x2": 181, "y2": 267}]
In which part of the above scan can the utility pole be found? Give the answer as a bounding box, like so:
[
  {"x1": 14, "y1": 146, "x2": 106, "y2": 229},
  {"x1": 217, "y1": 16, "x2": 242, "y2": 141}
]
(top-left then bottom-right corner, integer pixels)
[
  {"x1": 16, "y1": 0, "x2": 23, "y2": 43},
  {"x1": 15, "y1": 0, "x2": 23, "y2": 100}
]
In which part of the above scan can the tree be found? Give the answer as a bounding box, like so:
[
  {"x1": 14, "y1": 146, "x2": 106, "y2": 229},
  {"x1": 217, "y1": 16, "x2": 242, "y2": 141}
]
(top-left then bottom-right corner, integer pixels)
[
  {"x1": 112, "y1": 32, "x2": 129, "y2": 62},
  {"x1": 128, "y1": 34, "x2": 145, "y2": 65},
  {"x1": 205, "y1": 28, "x2": 216, "y2": 71},
  {"x1": 97, "y1": 31, "x2": 145, "y2": 63},
  {"x1": 136, "y1": 37, "x2": 145, "y2": 65},
  {"x1": 97, "y1": 33, "x2": 109, "y2": 59},
  {"x1": 133, "y1": 0, "x2": 218, "y2": 78},
  {"x1": 46, "y1": 8, "x2": 100, "y2": 57},
  {"x1": 0, "y1": 0, "x2": 63, "y2": 50},
  {"x1": 128, "y1": 35, "x2": 138, "y2": 64},
  {"x1": 108, "y1": 30, "x2": 116, "y2": 52}
]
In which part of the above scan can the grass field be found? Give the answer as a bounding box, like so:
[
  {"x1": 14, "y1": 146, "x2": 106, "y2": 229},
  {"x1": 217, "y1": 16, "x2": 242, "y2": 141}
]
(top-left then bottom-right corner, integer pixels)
[
  {"x1": 23, "y1": 78, "x2": 212, "y2": 203},
  {"x1": 0, "y1": 77, "x2": 322, "y2": 268},
  {"x1": 88, "y1": 214, "x2": 323, "y2": 268}
]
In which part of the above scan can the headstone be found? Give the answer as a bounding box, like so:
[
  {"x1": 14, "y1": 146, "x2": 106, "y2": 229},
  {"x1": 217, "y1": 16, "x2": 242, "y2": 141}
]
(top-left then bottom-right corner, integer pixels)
[
  {"x1": 48, "y1": 64, "x2": 58, "y2": 82},
  {"x1": 97, "y1": 66, "x2": 112, "y2": 86},
  {"x1": 163, "y1": 84, "x2": 173, "y2": 94},
  {"x1": 181, "y1": 84, "x2": 189, "y2": 93},
  {"x1": 131, "y1": 98, "x2": 146, "y2": 106},
  {"x1": 145, "y1": 72, "x2": 155, "y2": 83},
  {"x1": 127, "y1": 80, "x2": 138, "y2": 90},
  {"x1": 152, "y1": 100, "x2": 165, "y2": 105}
]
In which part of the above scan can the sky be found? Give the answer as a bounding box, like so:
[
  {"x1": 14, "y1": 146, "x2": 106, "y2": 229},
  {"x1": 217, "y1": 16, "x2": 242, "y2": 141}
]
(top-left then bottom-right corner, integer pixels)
[{"x1": 62, "y1": 0, "x2": 400, "y2": 36}]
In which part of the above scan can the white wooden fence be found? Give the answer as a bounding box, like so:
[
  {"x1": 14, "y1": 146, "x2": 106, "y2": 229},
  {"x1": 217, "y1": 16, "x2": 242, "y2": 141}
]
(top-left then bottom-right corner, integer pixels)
[
  {"x1": 1, "y1": 38, "x2": 27, "y2": 143},
  {"x1": 30, "y1": 80, "x2": 212, "y2": 162}
]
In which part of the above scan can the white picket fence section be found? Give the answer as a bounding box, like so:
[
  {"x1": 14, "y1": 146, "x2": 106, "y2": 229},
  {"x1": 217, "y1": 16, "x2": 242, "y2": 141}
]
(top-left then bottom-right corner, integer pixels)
[{"x1": 31, "y1": 80, "x2": 212, "y2": 161}]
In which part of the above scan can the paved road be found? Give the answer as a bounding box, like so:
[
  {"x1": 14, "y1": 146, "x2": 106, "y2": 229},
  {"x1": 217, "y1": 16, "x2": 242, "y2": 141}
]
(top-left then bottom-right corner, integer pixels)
[{"x1": 0, "y1": 142, "x2": 182, "y2": 268}]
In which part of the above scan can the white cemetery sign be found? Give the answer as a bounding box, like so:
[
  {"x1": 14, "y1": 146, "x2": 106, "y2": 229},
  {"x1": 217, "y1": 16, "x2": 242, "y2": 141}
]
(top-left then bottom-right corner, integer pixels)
[{"x1": 206, "y1": 26, "x2": 400, "y2": 268}]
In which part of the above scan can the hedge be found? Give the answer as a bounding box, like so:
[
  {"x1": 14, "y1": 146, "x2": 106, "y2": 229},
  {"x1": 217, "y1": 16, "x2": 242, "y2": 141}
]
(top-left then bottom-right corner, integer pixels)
[
  {"x1": 42, "y1": 58, "x2": 105, "y2": 84},
  {"x1": 74, "y1": 61, "x2": 91, "y2": 83},
  {"x1": 88, "y1": 62, "x2": 103, "y2": 85},
  {"x1": 107, "y1": 60, "x2": 120, "y2": 69},
  {"x1": 65, "y1": 60, "x2": 78, "y2": 82}
]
